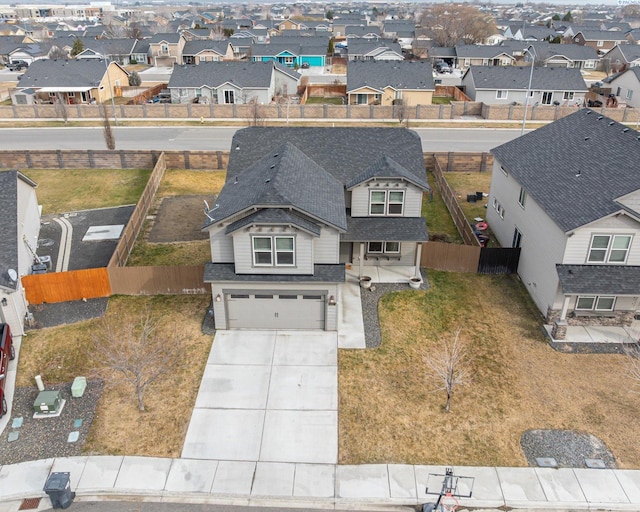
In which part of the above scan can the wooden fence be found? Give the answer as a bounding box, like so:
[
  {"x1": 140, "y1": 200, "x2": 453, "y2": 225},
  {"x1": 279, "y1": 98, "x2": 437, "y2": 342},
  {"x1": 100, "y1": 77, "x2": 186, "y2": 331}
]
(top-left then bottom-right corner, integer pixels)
[
  {"x1": 22, "y1": 268, "x2": 111, "y2": 304},
  {"x1": 108, "y1": 265, "x2": 210, "y2": 295},
  {"x1": 108, "y1": 152, "x2": 166, "y2": 267},
  {"x1": 421, "y1": 241, "x2": 481, "y2": 273},
  {"x1": 432, "y1": 155, "x2": 481, "y2": 247}
]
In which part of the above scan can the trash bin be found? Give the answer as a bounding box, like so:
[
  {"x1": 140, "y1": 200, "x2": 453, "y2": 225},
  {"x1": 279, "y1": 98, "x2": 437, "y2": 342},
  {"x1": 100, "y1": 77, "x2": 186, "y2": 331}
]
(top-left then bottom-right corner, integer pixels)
[{"x1": 43, "y1": 472, "x2": 75, "y2": 509}]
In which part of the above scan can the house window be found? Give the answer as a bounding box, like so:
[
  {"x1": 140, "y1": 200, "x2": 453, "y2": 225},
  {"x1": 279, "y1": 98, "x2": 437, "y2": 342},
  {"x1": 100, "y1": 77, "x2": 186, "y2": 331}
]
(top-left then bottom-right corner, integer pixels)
[
  {"x1": 617, "y1": 87, "x2": 622, "y2": 97},
  {"x1": 596, "y1": 40, "x2": 604, "y2": 47},
  {"x1": 367, "y1": 241, "x2": 401, "y2": 253},
  {"x1": 161, "y1": 43, "x2": 169, "y2": 54},
  {"x1": 356, "y1": 93, "x2": 368, "y2": 104},
  {"x1": 500, "y1": 165, "x2": 508, "y2": 176},
  {"x1": 518, "y1": 187, "x2": 526, "y2": 208},
  {"x1": 224, "y1": 90, "x2": 235, "y2": 104},
  {"x1": 512, "y1": 227, "x2": 522, "y2": 248},
  {"x1": 492, "y1": 197, "x2": 505, "y2": 219},
  {"x1": 369, "y1": 189, "x2": 404, "y2": 216},
  {"x1": 496, "y1": 90, "x2": 508, "y2": 99},
  {"x1": 576, "y1": 295, "x2": 616, "y2": 311},
  {"x1": 563, "y1": 91, "x2": 574, "y2": 100},
  {"x1": 284, "y1": 56, "x2": 294, "y2": 65},
  {"x1": 528, "y1": 90, "x2": 535, "y2": 98},
  {"x1": 252, "y1": 235, "x2": 295, "y2": 266},
  {"x1": 541, "y1": 91, "x2": 553, "y2": 105},
  {"x1": 587, "y1": 234, "x2": 632, "y2": 263},
  {"x1": 626, "y1": 89, "x2": 633, "y2": 100}
]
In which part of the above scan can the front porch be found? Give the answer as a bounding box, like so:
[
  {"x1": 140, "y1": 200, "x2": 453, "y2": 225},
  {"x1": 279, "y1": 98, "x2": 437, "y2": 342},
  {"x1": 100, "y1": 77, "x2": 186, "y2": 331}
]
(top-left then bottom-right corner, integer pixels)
[{"x1": 543, "y1": 320, "x2": 640, "y2": 352}]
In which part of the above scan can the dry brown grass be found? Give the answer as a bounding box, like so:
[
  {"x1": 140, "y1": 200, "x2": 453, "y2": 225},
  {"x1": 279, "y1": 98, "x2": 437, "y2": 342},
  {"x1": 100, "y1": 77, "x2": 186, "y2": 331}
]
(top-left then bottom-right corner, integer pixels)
[
  {"x1": 25, "y1": 169, "x2": 151, "y2": 214},
  {"x1": 19, "y1": 295, "x2": 212, "y2": 457},
  {"x1": 445, "y1": 171, "x2": 493, "y2": 222},
  {"x1": 157, "y1": 169, "x2": 226, "y2": 198},
  {"x1": 339, "y1": 271, "x2": 640, "y2": 468}
]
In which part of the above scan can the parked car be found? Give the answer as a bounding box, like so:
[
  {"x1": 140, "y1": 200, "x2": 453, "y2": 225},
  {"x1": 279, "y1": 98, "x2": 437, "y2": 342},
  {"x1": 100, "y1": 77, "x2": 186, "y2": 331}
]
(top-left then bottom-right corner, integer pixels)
[
  {"x1": 435, "y1": 62, "x2": 451, "y2": 74},
  {"x1": 0, "y1": 323, "x2": 15, "y2": 417},
  {"x1": 6, "y1": 60, "x2": 28, "y2": 71},
  {"x1": 301, "y1": 62, "x2": 310, "y2": 69}
]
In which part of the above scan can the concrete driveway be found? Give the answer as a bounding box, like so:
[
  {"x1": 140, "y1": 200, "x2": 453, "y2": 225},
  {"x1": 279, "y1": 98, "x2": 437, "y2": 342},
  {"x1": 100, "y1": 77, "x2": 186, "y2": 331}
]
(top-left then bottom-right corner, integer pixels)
[{"x1": 182, "y1": 330, "x2": 338, "y2": 464}]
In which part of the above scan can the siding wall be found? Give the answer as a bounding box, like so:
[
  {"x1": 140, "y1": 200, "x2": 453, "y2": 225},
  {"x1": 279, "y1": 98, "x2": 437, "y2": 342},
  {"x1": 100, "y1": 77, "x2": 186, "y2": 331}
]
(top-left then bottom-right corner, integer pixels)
[
  {"x1": 232, "y1": 227, "x2": 314, "y2": 274},
  {"x1": 208, "y1": 224, "x2": 234, "y2": 263},
  {"x1": 313, "y1": 227, "x2": 341, "y2": 264},
  {"x1": 486, "y1": 160, "x2": 568, "y2": 314},
  {"x1": 350, "y1": 181, "x2": 423, "y2": 217}
]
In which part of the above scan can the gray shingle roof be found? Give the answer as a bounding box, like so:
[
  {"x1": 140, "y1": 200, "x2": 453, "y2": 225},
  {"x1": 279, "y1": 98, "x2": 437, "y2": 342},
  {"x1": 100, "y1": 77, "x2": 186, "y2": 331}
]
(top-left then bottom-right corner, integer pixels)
[
  {"x1": 455, "y1": 44, "x2": 516, "y2": 59},
  {"x1": 347, "y1": 39, "x2": 402, "y2": 56},
  {"x1": 616, "y1": 44, "x2": 640, "y2": 62},
  {"x1": 203, "y1": 141, "x2": 346, "y2": 230},
  {"x1": 346, "y1": 60, "x2": 434, "y2": 93},
  {"x1": 17, "y1": 59, "x2": 112, "y2": 88},
  {"x1": 227, "y1": 127, "x2": 426, "y2": 187},
  {"x1": 75, "y1": 37, "x2": 137, "y2": 57},
  {"x1": 178, "y1": 39, "x2": 229, "y2": 56},
  {"x1": 168, "y1": 61, "x2": 275, "y2": 88},
  {"x1": 149, "y1": 33, "x2": 183, "y2": 44},
  {"x1": 464, "y1": 65, "x2": 587, "y2": 91},
  {"x1": 491, "y1": 109, "x2": 640, "y2": 232},
  {"x1": 429, "y1": 47, "x2": 457, "y2": 58},
  {"x1": 225, "y1": 208, "x2": 321, "y2": 236},
  {"x1": 345, "y1": 155, "x2": 430, "y2": 190},
  {"x1": 528, "y1": 42, "x2": 599, "y2": 62},
  {"x1": 556, "y1": 264, "x2": 640, "y2": 295},
  {"x1": 342, "y1": 216, "x2": 428, "y2": 242},
  {"x1": 0, "y1": 171, "x2": 36, "y2": 291},
  {"x1": 575, "y1": 30, "x2": 627, "y2": 41},
  {"x1": 204, "y1": 262, "x2": 345, "y2": 282},
  {"x1": 250, "y1": 38, "x2": 327, "y2": 57}
]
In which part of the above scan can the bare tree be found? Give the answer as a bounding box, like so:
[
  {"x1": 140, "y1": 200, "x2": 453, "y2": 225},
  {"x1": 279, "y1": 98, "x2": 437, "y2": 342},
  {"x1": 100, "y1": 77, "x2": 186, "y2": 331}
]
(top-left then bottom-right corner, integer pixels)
[
  {"x1": 244, "y1": 97, "x2": 266, "y2": 126},
  {"x1": 624, "y1": 344, "x2": 640, "y2": 393},
  {"x1": 393, "y1": 99, "x2": 409, "y2": 127},
  {"x1": 420, "y1": 4, "x2": 496, "y2": 47},
  {"x1": 124, "y1": 22, "x2": 143, "y2": 40},
  {"x1": 54, "y1": 92, "x2": 68, "y2": 124},
  {"x1": 424, "y1": 329, "x2": 473, "y2": 412},
  {"x1": 91, "y1": 313, "x2": 182, "y2": 411},
  {"x1": 100, "y1": 104, "x2": 116, "y2": 150}
]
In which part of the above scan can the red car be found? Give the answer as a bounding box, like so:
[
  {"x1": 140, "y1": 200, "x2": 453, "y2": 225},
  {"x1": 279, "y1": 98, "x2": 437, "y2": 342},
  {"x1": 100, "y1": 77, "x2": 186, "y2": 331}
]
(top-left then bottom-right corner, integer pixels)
[{"x1": 0, "y1": 323, "x2": 15, "y2": 417}]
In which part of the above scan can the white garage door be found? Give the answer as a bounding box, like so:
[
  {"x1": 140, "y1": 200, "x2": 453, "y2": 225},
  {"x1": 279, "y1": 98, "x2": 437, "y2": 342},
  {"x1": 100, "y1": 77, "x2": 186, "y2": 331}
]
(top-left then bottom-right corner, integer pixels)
[{"x1": 226, "y1": 292, "x2": 325, "y2": 330}]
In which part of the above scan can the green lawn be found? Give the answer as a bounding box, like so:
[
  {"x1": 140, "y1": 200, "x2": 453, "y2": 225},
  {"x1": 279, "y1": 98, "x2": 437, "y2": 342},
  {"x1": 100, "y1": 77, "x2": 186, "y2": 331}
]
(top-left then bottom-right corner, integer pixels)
[
  {"x1": 24, "y1": 169, "x2": 152, "y2": 214},
  {"x1": 422, "y1": 173, "x2": 463, "y2": 243},
  {"x1": 432, "y1": 96, "x2": 454, "y2": 105},
  {"x1": 304, "y1": 96, "x2": 344, "y2": 105}
]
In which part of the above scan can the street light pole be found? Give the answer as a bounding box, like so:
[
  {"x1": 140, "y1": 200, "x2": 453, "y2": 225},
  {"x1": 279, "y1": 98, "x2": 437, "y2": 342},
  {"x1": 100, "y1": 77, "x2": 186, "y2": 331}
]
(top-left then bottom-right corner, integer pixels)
[
  {"x1": 521, "y1": 47, "x2": 536, "y2": 135},
  {"x1": 104, "y1": 57, "x2": 118, "y2": 126}
]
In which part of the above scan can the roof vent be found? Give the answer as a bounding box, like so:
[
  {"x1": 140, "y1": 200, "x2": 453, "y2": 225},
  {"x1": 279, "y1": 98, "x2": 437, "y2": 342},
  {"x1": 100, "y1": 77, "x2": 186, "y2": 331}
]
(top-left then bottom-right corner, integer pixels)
[
  {"x1": 623, "y1": 128, "x2": 630, "y2": 133},
  {"x1": 584, "y1": 136, "x2": 590, "y2": 141},
  {"x1": 265, "y1": 178, "x2": 271, "y2": 183},
  {"x1": 273, "y1": 153, "x2": 278, "y2": 157},
  {"x1": 597, "y1": 116, "x2": 603, "y2": 120},
  {"x1": 586, "y1": 110, "x2": 592, "y2": 115},
  {"x1": 608, "y1": 121, "x2": 615, "y2": 126},
  {"x1": 576, "y1": 170, "x2": 581, "y2": 177},
  {"x1": 270, "y1": 164, "x2": 275, "y2": 169}
]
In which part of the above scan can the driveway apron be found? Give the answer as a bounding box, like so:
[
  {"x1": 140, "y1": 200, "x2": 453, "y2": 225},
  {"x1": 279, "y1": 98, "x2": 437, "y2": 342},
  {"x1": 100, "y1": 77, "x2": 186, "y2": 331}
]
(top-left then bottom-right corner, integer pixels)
[{"x1": 182, "y1": 330, "x2": 338, "y2": 464}]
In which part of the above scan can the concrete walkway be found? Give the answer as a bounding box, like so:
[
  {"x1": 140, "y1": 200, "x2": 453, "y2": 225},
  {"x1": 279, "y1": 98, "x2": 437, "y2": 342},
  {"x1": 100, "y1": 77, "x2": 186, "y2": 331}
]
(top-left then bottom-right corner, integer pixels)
[
  {"x1": 181, "y1": 331, "x2": 338, "y2": 464},
  {"x1": 3, "y1": 457, "x2": 640, "y2": 511}
]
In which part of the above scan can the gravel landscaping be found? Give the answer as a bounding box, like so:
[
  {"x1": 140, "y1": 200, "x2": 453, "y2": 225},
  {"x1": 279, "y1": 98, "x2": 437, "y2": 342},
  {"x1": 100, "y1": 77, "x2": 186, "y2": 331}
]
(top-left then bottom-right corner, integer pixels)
[
  {"x1": 0, "y1": 381, "x2": 103, "y2": 465},
  {"x1": 521, "y1": 429, "x2": 617, "y2": 468}
]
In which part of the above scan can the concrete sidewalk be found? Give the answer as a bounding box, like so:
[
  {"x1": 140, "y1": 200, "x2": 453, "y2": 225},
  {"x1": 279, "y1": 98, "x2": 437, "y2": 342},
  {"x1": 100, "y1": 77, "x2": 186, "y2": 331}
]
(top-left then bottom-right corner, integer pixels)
[{"x1": 2, "y1": 457, "x2": 640, "y2": 511}]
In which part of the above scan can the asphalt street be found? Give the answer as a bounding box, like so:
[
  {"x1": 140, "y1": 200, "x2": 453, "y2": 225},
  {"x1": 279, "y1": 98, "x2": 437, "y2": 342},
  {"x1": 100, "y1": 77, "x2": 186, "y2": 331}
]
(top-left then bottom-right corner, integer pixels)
[{"x1": 0, "y1": 126, "x2": 524, "y2": 152}]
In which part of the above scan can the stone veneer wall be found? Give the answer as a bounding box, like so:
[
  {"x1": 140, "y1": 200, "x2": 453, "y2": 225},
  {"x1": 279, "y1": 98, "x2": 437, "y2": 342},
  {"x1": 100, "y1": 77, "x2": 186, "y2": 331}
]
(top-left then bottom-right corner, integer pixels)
[{"x1": 546, "y1": 306, "x2": 635, "y2": 327}]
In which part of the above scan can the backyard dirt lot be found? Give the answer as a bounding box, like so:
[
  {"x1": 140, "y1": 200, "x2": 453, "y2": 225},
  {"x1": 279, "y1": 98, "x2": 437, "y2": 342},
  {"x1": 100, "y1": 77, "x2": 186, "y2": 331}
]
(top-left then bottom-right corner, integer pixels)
[{"x1": 149, "y1": 195, "x2": 211, "y2": 242}]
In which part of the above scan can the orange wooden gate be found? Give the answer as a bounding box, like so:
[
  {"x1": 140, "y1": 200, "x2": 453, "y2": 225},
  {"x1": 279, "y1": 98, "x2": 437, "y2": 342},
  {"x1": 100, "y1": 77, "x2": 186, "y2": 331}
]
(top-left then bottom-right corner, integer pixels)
[{"x1": 22, "y1": 268, "x2": 111, "y2": 304}]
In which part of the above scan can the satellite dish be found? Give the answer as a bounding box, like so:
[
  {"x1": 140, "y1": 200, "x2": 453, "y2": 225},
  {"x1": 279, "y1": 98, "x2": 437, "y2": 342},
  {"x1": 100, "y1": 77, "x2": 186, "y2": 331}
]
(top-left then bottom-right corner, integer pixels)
[{"x1": 7, "y1": 269, "x2": 17, "y2": 282}]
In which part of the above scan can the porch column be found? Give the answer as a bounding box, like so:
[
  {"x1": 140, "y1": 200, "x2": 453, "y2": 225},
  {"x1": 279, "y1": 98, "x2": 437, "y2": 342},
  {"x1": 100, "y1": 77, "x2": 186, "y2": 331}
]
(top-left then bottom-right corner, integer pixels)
[
  {"x1": 560, "y1": 295, "x2": 571, "y2": 320},
  {"x1": 359, "y1": 242, "x2": 365, "y2": 278},
  {"x1": 414, "y1": 243, "x2": 422, "y2": 278}
]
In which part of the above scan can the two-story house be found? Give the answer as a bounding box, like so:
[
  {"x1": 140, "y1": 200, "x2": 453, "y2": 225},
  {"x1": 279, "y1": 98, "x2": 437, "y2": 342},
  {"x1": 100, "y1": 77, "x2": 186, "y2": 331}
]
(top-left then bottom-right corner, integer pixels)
[
  {"x1": 603, "y1": 68, "x2": 640, "y2": 108},
  {"x1": 487, "y1": 109, "x2": 640, "y2": 340},
  {"x1": 203, "y1": 128, "x2": 429, "y2": 331},
  {"x1": 148, "y1": 33, "x2": 186, "y2": 67},
  {"x1": 0, "y1": 170, "x2": 40, "y2": 336}
]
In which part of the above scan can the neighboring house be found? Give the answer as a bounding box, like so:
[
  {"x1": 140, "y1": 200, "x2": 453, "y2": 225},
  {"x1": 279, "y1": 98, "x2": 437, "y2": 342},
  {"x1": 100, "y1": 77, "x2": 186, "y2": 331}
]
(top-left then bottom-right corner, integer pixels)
[
  {"x1": 455, "y1": 44, "x2": 517, "y2": 71},
  {"x1": 6, "y1": 43, "x2": 47, "y2": 65},
  {"x1": 131, "y1": 39, "x2": 150, "y2": 64},
  {"x1": 168, "y1": 61, "x2": 299, "y2": 104},
  {"x1": 346, "y1": 40, "x2": 403, "y2": 61},
  {"x1": 526, "y1": 42, "x2": 599, "y2": 69},
  {"x1": 11, "y1": 59, "x2": 129, "y2": 105},
  {"x1": 572, "y1": 30, "x2": 628, "y2": 54},
  {"x1": 251, "y1": 37, "x2": 327, "y2": 68},
  {"x1": 182, "y1": 39, "x2": 234, "y2": 64},
  {"x1": 346, "y1": 60, "x2": 434, "y2": 106},
  {"x1": 345, "y1": 25, "x2": 381, "y2": 40},
  {"x1": 203, "y1": 127, "x2": 429, "y2": 330},
  {"x1": 181, "y1": 27, "x2": 214, "y2": 41},
  {"x1": 461, "y1": 65, "x2": 587, "y2": 106},
  {"x1": 487, "y1": 109, "x2": 640, "y2": 337},
  {"x1": 148, "y1": 32, "x2": 186, "y2": 67},
  {"x1": 0, "y1": 170, "x2": 40, "y2": 336},
  {"x1": 603, "y1": 67, "x2": 640, "y2": 108},
  {"x1": 72, "y1": 38, "x2": 138, "y2": 65},
  {"x1": 602, "y1": 44, "x2": 640, "y2": 72}
]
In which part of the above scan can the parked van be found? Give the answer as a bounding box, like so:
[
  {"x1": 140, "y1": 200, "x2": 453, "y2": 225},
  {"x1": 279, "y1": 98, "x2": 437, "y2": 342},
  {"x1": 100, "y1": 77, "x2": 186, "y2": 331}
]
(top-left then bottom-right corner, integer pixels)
[{"x1": 0, "y1": 323, "x2": 15, "y2": 417}]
